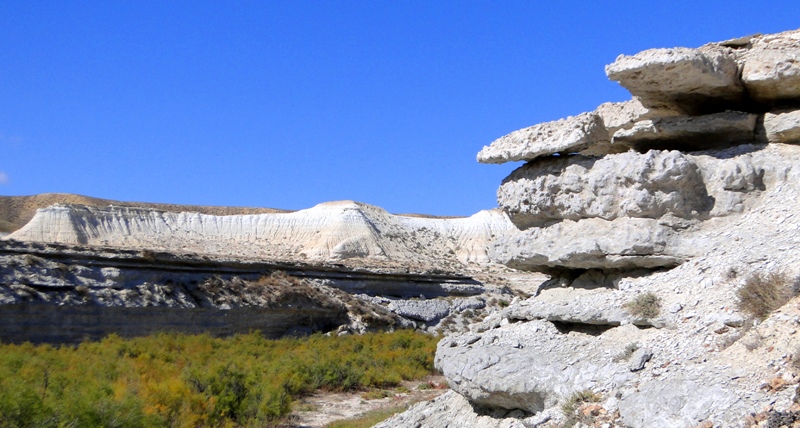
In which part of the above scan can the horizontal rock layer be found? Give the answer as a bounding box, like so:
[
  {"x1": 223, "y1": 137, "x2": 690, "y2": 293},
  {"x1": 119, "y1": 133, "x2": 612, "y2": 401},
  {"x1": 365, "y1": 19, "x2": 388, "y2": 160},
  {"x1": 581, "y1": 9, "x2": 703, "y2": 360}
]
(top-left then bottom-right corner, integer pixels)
[
  {"x1": 477, "y1": 112, "x2": 607, "y2": 164},
  {"x1": 497, "y1": 150, "x2": 712, "y2": 229}
]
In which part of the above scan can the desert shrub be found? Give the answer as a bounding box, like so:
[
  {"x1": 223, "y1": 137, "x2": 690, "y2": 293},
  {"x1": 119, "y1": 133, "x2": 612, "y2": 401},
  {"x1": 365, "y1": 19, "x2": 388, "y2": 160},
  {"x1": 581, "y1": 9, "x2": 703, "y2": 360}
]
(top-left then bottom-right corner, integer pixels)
[
  {"x1": 613, "y1": 342, "x2": 640, "y2": 362},
  {"x1": 360, "y1": 389, "x2": 391, "y2": 400},
  {"x1": 561, "y1": 389, "x2": 601, "y2": 426},
  {"x1": 736, "y1": 271, "x2": 799, "y2": 320},
  {"x1": 0, "y1": 330, "x2": 438, "y2": 427},
  {"x1": 623, "y1": 292, "x2": 661, "y2": 319}
]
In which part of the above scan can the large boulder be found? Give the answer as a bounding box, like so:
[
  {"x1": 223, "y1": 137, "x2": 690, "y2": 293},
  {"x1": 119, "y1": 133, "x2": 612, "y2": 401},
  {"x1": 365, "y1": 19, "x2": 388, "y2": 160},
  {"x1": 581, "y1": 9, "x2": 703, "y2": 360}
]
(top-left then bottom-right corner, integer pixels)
[{"x1": 435, "y1": 321, "x2": 633, "y2": 414}]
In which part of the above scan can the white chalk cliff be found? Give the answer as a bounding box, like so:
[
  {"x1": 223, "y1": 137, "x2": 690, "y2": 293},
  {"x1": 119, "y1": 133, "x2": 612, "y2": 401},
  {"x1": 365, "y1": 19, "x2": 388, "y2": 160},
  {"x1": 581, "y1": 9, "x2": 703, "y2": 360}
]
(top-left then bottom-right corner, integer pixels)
[{"x1": 5, "y1": 201, "x2": 514, "y2": 269}]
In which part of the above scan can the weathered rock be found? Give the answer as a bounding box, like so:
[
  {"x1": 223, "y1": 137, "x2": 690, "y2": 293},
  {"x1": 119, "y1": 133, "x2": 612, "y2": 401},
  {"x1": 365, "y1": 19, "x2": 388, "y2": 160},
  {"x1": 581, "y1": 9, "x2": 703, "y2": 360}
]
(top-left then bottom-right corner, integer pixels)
[
  {"x1": 436, "y1": 321, "x2": 633, "y2": 414},
  {"x1": 497, "y1": 150, "x2": 710, "y2": 229},
  {"x1": 374, "y1": 390, "x2": 528, "y2": 428},
  {"x1": 740, "y1": 30, "x2": 800, "y2": 104},
  {"x1": 477, "y1": 112, "x2": 608, "y2": 164},
  {"x1": 611, "y1": 111, "x2": 758, "y2": 151},
  {"x1": 627, "y1": 347, "x2": 652, "y2": 372},
  {"x1": 617, "y1": 377, "x2": 746, "y2": 428},
  {"x1": 387, "y1": 299, "x2": 451, "y2": 322},
  {"x1": 577, "y1": 99, "x2": 654, "y2": 156},
  {"x1": 488, "y1": 217, "x2": 691, "y2": 271},
  {"x1": 606, "y1": 47, "x2": 744, "y2": 114},
  {"x1": 594, "y1": 99, "x2": 653, "y2": 135},
  {"x1": 764, "y1": 109, "x2": 800, "y2": 144}
]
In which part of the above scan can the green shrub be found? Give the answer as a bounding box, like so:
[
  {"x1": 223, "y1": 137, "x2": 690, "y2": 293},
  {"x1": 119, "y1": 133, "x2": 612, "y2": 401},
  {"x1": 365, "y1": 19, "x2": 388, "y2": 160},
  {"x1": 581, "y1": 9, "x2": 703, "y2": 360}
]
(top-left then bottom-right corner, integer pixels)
[
  {"x1": 0, "y1": 330, "x2": 438, "y2": 427},
  {"x1": 737, "y1": 271, "x2": 799, "y2": 320},
  {"x1": 623, "y1": 292, "x2": 661, "y2": 319}
]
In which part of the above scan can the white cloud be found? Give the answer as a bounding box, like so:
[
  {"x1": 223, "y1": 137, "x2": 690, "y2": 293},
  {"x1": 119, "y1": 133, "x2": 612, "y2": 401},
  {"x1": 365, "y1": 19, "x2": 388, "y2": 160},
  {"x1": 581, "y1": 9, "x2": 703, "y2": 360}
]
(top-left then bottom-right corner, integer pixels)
[{"x1": 0, "y1": 172, "x2": 8, "y2": 184}]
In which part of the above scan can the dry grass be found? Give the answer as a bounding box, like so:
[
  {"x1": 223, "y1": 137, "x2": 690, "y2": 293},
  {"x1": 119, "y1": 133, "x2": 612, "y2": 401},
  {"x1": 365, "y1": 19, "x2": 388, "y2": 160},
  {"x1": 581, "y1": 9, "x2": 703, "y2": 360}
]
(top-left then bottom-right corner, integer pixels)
[
  {"x1": 561, "y1": 389, "x2": 602, "y2": 426},
  {"x1": 736, "y1": 271, "x2": 799, "y2": 321},
  {"x1": 623, "y1": 292, "x2": 661, "y2": 319}
]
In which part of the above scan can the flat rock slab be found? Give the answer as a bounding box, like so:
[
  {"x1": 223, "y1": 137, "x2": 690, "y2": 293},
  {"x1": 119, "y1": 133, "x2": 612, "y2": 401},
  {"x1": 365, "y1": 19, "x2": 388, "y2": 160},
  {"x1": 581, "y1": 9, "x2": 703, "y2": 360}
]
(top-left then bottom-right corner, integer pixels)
[
  {"x1": 612, "y1": 111, "x2": 757, "y2": 151},
  {"x1": 764, "y1": 109, "x2": 800, "y2": 144},
  {"x1": 387, "y1": 299, "x2": 451, "y2": 322},
  {"x1": 488, "y1": 217, "x2": 690, "y2": 271},
  {"x1": 477, "y1": 112, "x2": 608, "y2": 164},
  {"x1": 606, "y1": 47, "x2": 744, "y2": 115}
]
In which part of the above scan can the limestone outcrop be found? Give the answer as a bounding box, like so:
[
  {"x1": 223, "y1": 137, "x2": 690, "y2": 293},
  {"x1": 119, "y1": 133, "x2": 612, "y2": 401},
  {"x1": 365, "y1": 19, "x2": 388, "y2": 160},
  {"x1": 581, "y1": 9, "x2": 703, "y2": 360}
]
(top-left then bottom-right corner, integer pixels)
[{"x1": 384, "y1": 28, "x2": 800, "y2": 428}]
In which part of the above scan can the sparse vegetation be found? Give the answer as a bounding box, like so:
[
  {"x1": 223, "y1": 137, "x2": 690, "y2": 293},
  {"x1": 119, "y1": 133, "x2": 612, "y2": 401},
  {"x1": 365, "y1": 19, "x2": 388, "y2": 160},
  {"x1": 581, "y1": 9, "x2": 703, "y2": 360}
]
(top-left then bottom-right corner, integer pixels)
[
  {"x1": 361, "y1": 390, "x2": 392, "y2": 400},
  {"x1": 0, "y1": 330, "x2": 439, "y2": 426},
  {"x1": 623, "y1": 292, "x2": 661, "y2": 319},
  {"x1": 736, "y1": 271, "x2": 799, "y2": 321},
  {"x1": 323, "y1": 404, "x2": 410, "y2": 428},
  {"x1": 561, "y1": 389, "x2": 602, "y2": 426},
  {"x1": 613, "y1": 342, "x2": 640, "y2": 362}
]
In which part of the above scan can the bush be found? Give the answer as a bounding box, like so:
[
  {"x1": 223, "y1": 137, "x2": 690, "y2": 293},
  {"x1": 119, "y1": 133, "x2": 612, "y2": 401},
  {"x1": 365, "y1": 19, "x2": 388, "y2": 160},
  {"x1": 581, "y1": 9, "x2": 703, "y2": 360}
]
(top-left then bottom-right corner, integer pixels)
[
  {"x1": 623, "y1": 292, "x2": 661, "y2": 319},
  {"x1": 0, "y1": 330, "x2": 439, "y2": 427},
  {"x1": 737, "y1": 271, "x2": 799, "y2": 321},
  {"x1": 561, "y1": 389, "x2": 601, "y2": 426}
]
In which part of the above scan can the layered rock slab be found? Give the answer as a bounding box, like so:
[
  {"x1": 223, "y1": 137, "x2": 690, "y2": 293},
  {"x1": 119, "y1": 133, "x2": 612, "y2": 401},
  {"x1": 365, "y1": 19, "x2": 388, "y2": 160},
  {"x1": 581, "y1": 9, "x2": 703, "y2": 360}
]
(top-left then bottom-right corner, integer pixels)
[
  {"x1": 488, "y1": 217, "x2": 690, "y2": 270},
  {"x1": 605, "y1": 47, "x2": 744, "y2": 114},
  {"x1": 477, "y1": 112, "x2": 608, "y2": 164},
  {"x1": 611, "y1": 111, "x2": 758, "y2": 151}
]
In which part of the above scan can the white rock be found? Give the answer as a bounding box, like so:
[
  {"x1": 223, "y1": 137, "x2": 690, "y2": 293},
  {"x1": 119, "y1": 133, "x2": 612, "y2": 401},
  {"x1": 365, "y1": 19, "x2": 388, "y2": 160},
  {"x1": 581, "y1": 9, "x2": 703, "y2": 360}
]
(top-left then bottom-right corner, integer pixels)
[
  {"x1": 740, "y1": 30, "x2": 800, "y2": 103},
  {"x1": 497, "y1": 150, "x2": 710, "y2": 229},
  {"x1": 477, "y1": 112, "x2": 608, "y2": 164},
  {"x1": 764, "y1": 109, "x2": 800, "y2": 144},
  {"x1": 605, "y1": 47, "x2": 744, "y2": 114}
]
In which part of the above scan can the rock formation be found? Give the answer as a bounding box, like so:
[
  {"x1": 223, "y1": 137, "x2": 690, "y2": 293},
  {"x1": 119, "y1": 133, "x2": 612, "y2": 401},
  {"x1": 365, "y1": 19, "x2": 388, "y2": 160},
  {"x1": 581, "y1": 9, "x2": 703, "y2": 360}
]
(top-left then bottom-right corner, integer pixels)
[{"x1": 382, "y1": 29, "x2": 800, "y2": 427}]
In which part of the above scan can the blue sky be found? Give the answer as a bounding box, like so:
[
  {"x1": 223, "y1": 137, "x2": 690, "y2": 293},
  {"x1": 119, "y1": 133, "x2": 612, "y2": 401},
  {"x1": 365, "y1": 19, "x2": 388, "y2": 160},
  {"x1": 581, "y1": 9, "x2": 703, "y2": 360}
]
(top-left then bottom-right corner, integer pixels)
[{"x1": 1, "y1": 1, "x2": 797, "y2": 215}]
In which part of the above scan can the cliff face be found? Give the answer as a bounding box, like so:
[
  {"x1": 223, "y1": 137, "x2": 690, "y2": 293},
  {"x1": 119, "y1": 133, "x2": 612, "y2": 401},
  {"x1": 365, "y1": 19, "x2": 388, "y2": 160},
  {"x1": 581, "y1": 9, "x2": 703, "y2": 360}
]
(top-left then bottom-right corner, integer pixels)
[
  {"x1": 381, "y1": 29, "x2": 800, "y2": 428},
  {"x1": 0, "y1": 239, "x2": 522, "y2": 343}
]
